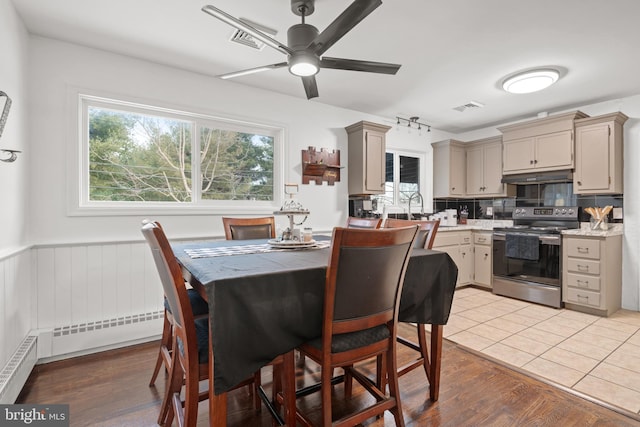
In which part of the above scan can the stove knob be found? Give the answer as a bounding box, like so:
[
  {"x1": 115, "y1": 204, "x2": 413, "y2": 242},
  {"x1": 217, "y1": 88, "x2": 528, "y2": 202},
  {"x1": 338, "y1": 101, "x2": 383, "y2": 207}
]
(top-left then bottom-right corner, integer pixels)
[
  {"x1": 555, "y1": 209, "x2": 561, "y2": 215},
  {"x1": 568, "y1": 209, "x2": 575, "y2": 215},
  {"x1": 562, "y1": 209, "x2": 567, "y2": 214}
]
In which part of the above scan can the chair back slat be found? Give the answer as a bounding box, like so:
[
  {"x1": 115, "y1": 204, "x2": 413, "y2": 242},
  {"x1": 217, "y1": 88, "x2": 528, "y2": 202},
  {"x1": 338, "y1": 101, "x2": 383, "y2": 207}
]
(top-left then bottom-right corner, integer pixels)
[
  {"x1": 325, "y1": 226, "x2": 418, "y2": 336},
  {"x1": 142, "y1": 222, "x2": 199, "y2": 365},
  {"x1": 345, "y1": 217, "x2": 382, "y2": 229},
  {"x1": 383, "y1": 218, "x2": 440, "y2": 249},
  {"x1": 222, "y1": 216, "x2": 276, "y2": 240}
]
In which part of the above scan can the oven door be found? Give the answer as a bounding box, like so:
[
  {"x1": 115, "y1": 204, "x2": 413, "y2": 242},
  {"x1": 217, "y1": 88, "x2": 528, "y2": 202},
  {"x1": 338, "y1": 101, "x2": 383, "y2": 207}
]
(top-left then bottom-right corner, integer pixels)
[{"x1": 492, "y1": 231, "x2": 561, "y2": 286}]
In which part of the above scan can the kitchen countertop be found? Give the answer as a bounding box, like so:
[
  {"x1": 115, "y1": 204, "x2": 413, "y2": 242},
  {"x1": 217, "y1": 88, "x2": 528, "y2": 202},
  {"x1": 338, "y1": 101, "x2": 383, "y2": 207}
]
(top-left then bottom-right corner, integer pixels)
[
  {"x1": 562, "y1": 223, "x2": 623, "y2": 237},
  {"x1": 436, "y1": 219, "x2": 513, "y2": 232}
]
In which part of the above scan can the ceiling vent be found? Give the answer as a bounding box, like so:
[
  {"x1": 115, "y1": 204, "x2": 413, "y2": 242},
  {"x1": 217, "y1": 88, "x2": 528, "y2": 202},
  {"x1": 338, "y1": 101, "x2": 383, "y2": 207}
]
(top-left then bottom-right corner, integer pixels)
[
  {"x1": 453, "y1": 100, "x2": 485, "y2": 112},
  {"x1": 229, "y1": 18, "x2": 277, "y2": 50}
]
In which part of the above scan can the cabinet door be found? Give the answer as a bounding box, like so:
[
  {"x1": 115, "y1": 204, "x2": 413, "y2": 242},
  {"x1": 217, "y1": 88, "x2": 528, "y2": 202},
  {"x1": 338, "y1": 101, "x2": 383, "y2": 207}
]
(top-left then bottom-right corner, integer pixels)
[
  {"x1": 482, "y1": 143, "x2": 505, "y2": 195},
  {"x1": 465, "y1": 146, "x2": 484, "y2": 195},
  {"x1": 503, "y1": 137, "x2": 535, "y2": 173},
  {"x1": 458, "y1": 244, "x2": 473, "y2": 286},
  {"x1": 535, "y1": 130, "x2": 573, "y2": 170},
  {"x1": 574, "y1": 123, "x2": 611, "y2": 193},
  {"x1": 474, "y1": 245, "x2": 492, "y2": 288},
  {"x1": 450, "y1": 146, "x2": 466, "y2": 196},
  {"x1": 364, "y1": 130, "x2": 385, "y2": 193}
]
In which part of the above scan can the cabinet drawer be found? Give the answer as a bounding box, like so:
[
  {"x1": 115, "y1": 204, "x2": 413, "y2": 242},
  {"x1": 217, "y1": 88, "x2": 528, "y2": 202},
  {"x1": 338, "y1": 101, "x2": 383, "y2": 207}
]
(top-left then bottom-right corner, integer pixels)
[
  {"x1": 566, "y1": 272, "x2": 601, "y2": 292},
  {"x1": 566, "y1": 258, "x2": 600, "y2": 275},
  {"x1": 433, "y1": 233, "x2": 460, "y2": 247},
  {"x1": 565, "y1": 238, "x2": 600, "y2": 259},
  {"x1": 565, "y1": 287, "x2": 601, "y2": 308},
  {"x1": 474, "y1": 233, "x2": 491, "y2": 245}
]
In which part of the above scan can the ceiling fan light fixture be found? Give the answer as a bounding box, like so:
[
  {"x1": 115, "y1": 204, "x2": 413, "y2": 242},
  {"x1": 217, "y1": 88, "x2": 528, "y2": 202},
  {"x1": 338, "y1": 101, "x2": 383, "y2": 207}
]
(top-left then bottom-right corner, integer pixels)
[
  {"x1": 502, "y1": 68, "x2": 560, "y2": 94},
  {"x1": 288, "y1": 52, "x2": 319, "y2": 77}
]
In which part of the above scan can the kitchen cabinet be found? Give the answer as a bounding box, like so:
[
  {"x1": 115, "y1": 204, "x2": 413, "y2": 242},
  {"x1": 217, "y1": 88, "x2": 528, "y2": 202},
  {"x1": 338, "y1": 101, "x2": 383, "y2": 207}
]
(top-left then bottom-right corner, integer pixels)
[
  {"x1": 346, "y1": 121, "x2": 390, "y2": 195},
  {"x1": 573, "y1": 112, "x2": 628, "y2": 194},
  {"x1": 432, "y1": 139, "x2": 466, "y2": 197},
  {"x1": 466, "y1": 136, "x2": 515, "y2": 197},
  {"x1": 473, "y1": 231, "x2": 492, "y2": 288},
  {"x1": 499, "y1": 111, "x2": 588, "y2": 175},
  {"x1": 562, "y1": 234, "x2": 622, "y2": 316},
  {"x1": 433, "y1": 230, "x2": 472, "y2": 287}
]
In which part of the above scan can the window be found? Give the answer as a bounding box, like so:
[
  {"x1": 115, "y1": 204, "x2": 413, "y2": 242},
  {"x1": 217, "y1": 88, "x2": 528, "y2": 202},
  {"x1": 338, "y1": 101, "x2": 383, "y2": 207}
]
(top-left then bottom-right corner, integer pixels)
[
  {"x1": 374, "y1": 150, "x2": 426, "y2": 215},
  {"x1": 75, "y1": 94, "x2": 283, "y2": 214}
]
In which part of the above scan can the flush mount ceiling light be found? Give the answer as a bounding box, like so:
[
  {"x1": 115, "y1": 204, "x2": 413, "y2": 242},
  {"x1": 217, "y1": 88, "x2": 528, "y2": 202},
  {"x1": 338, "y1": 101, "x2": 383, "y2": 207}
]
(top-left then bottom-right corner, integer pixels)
[
  {"x1": 502, "y1": 69, "x2": 560, "y2": 94},
  {"x1": 288, "y1": 51, "x2": 319, "y2": 77}
]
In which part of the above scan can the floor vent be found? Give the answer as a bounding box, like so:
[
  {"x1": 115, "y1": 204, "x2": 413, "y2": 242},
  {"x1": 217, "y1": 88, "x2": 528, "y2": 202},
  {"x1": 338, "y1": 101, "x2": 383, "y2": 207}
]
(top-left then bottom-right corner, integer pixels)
[
  {"x1": 0, "y1": 335, "x2": 37, "y2": 403},
  {"x1": 53, "y1": 310, "x2": 164, "y2": 337},
  {"x1": 453, "y1": 100, "x2": 485, "y2": 112},
  {"x1": 229, "y1": 18, "x2": 277, "y2": 50}
]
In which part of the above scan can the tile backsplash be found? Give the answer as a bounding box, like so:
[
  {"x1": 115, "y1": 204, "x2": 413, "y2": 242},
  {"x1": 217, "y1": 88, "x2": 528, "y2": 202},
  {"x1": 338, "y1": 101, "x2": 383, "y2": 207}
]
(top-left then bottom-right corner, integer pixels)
[{"x1": 433, "y1": 182, "x2": 623, "y2": 223}]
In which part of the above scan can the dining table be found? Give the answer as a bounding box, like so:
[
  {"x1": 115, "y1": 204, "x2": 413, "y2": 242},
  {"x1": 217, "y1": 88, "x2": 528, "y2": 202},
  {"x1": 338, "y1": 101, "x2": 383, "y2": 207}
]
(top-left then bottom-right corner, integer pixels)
[{"x1": 172, "y1": 235, "x2": 458, "y2": 426}]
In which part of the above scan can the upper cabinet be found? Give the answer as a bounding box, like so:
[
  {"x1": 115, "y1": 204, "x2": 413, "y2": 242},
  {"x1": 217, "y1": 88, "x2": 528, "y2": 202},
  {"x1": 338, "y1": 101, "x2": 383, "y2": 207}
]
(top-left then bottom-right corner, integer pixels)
[
  {"x1": 346, "y1": 121, "x2": 390, "y2": 195},
  {"x1": 499, "y1": 111, "x2": 588, "y2": 175},
  {"x1": 573, "y1": 112, "x2": 628, "y2": 194},
  {"x1": 466, "y1": 136, "x2": 515, "y2": 197},
  {"x1": 432, "y1": 139, "x2": 466, "y2": 197}
]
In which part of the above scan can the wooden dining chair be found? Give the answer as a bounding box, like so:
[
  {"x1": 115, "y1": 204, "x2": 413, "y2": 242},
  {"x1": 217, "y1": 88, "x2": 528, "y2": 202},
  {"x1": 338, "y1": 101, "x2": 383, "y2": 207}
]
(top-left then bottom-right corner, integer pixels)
[
  {"x1": 382, "y1": 218, "x2": 441, "y2": 397},
  {"x1": 142, "y1": 221, "x2": 258, "y2": 427},
  {"x1": 148, "y1": 222, "x2": 209, "y2": 389},
  {"x1": 280, "y1": 225, "x2": 419, "y2": 427},
  {"x1": 345, "y1": 216, "x2": 382, "y2": 229},
  {"x1": 222, "y1": 216, "x2": 276, "y2": 240}
]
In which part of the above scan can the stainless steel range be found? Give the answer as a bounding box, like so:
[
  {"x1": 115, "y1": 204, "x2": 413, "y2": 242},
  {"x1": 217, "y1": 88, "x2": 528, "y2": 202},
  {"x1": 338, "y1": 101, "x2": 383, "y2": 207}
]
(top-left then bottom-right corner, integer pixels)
[{"x1": 492, "y1": 206, "x2": 579, "y2": 308}]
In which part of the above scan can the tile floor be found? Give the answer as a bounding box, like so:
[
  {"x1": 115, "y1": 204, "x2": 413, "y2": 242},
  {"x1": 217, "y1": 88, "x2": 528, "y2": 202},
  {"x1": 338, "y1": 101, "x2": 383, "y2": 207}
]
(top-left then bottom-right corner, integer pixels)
[{"x1": 445, "y1": 286, "x2": 640, "y2": 416}]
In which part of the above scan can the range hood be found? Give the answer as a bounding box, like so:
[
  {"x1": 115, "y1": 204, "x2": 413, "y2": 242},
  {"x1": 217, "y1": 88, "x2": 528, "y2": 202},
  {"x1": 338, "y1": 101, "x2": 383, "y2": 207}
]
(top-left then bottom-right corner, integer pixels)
[{"x1": 501, "y1": 169, "x2": 574, "y2": 184}]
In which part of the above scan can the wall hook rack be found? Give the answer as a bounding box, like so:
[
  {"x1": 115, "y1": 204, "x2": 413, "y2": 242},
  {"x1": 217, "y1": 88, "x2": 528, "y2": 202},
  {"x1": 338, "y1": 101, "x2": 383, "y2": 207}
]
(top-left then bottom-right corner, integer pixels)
[{"x1": 0, "y1": 149, "x2": 20, "y2": 163}]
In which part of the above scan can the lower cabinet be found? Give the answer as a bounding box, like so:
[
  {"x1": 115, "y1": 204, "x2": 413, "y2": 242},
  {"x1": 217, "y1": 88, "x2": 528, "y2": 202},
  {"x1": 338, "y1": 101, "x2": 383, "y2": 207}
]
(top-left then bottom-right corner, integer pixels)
[
  {"x1": 562, "y1": 234, "x2": 622, "y2": 316},
  {"x1": 433, "y1": 230, "x2": 473, "y2": 287},
  {"x1": 473, "y1": 231, "x2": 492, "y2": 288}
]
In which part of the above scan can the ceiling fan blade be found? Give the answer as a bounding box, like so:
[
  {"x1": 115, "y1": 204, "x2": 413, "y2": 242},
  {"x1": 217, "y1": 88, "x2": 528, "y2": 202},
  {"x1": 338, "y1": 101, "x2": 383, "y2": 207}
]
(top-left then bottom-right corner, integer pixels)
[
  {"x1": 218, "y1": 62, "x2": 288, "y2": 80},
  {"x1": 202, "y1": 5, "x2": 294, "y2": 56},
  {"x1": 320, "y1": 57, "x2": 401, "y2": 74},
  {"x1": 307, "y1": 0, "x2": 382, "y2": 56},
  {"x1": 301, "y1": 76, "x2": 319, "y2": 99}
]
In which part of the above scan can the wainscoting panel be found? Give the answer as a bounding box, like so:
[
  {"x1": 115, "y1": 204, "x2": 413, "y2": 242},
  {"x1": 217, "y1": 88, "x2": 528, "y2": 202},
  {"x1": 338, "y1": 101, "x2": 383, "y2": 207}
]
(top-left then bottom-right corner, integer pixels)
[
  {"x1": 33, "y1": 241, "x2": 165, "y2": 358},
  {"x1": 0, "y1": 249, "x2": 33, "y2": 371}
]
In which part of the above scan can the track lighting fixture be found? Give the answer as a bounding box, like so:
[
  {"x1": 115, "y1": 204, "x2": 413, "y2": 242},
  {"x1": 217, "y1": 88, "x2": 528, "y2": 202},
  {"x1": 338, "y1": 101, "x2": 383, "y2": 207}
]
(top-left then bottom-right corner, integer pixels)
[{"x1": 396, "y1": 116, "x2": 431, "y2": 132}]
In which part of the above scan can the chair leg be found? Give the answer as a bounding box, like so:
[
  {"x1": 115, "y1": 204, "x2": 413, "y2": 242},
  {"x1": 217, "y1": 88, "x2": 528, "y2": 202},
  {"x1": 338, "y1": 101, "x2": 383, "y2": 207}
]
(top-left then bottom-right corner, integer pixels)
[
  {"x1": 253, "y1": 369, "x2": 262, "y2": 411},
  {"x1": 183, "y1": 361, "x2": 201, "y2": 427},
  {"x1": 417, "y1": 324, "x2": 431, "y2": 382},
  {"x1": 282, "y1": 351, "x2": 297, "y2": 427},
  {"x1": 159, "y1": 342, "x2": 183, "y2": 426},
  {"x1": 321, "y1": 363, "x2": 333, "y2": 427},
  {"x1": 429, "y1": 325, "x2": 443, "y2": 402},
  {"x1": 386, "y1": 344, "x2": 405, "y2": 427},
  {"x1": 150, "y1": 313, "x2": 172, "y2": 386}
]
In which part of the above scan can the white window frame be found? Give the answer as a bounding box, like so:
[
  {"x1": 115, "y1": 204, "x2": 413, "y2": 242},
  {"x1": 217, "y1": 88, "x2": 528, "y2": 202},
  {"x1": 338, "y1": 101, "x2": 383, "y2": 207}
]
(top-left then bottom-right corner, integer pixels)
[
  {"x1": 377, "y1": 148, "x2": 428, "y2": 215},
  {"x1": 68, "y1": 91, "x2": 285, "y2": 216}
]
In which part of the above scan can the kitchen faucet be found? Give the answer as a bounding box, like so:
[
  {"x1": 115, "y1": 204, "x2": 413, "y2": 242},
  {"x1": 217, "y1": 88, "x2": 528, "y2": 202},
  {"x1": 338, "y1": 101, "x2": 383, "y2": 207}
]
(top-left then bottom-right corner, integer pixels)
[{"x1": 408, "y1": 191, "x2": 424, "y2": 220}]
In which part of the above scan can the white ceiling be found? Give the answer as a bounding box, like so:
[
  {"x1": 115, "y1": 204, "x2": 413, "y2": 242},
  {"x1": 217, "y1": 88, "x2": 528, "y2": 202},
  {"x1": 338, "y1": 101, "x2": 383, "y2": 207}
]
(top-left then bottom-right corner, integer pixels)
[{"x1": 11, "y1": 0, "x2": 640, "y2": 133}]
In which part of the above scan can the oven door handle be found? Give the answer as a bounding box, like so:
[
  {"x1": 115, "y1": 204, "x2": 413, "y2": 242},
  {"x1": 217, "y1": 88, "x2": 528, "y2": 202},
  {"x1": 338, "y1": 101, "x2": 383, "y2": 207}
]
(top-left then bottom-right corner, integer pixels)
[{"x1": 492, "y1": 232, "x2": 561, "y2": 245}]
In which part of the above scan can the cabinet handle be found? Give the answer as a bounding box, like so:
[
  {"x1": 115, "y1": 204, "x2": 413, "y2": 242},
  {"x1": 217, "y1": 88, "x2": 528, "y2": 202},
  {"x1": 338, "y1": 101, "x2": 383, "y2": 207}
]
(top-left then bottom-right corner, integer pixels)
[
  {"x1": 530, "y1": 160, "x2": 534, "y2": 164},
  {"x1": 577, "y1": 181, "x2": 582, "y2": 186},
  {"x1": 577, "y1": 247, "x2": 589, "y2": 253},
  {"x1": 534, "y1": 159, "x2": 538, "y2": 164},
  {"x1": 452, "y1": 187, "x2": 455, "y2": 191},
  {"x1": 576, "y1": 279, "x2": 589, "y2": 287},
  {"x1": 577, "y1": 294, "x2": 589, "y2": 301},
  {"x1": 478, "y1": 237, "x2": 486, "y2": 242},
  {"x1": 577, "y1": 264, "x2": 589, "y2": 272},
  {"x1": 484, "y1": 253, "x2": 488, "y2": 259}
]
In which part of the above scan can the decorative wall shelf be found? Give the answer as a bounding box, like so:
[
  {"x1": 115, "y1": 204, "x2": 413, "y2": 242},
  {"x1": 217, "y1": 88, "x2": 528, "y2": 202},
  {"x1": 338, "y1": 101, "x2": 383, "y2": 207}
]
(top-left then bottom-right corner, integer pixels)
[{"x1": 301, "y1": 146, "x2": 342, "y2": 185}]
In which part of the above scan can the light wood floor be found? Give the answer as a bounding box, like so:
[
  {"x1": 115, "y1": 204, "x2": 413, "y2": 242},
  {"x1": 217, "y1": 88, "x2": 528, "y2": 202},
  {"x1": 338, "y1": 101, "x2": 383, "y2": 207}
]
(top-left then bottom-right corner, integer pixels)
[{"x1": 17, "y1": 323, "x2": 640, "y2": 426}]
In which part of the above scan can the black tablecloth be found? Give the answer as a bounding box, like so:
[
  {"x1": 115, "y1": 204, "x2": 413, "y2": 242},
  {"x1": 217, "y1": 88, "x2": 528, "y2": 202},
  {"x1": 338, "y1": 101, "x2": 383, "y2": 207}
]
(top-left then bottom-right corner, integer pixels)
[{"x1": 172, "y1": 237, "x2": 457, "y2": 394}]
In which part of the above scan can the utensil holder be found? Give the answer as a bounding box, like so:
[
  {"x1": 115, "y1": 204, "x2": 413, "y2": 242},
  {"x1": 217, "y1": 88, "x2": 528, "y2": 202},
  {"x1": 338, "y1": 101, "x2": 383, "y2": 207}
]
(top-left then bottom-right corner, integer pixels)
[{"x1": 590, "y1": 216, "x2": 609, "y2": 231}]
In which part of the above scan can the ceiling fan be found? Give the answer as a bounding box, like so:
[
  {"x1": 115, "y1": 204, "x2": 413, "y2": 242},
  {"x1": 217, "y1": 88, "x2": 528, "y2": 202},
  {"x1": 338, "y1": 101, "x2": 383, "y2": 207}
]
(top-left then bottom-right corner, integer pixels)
[{"x1": 202, "y1": 0, "x2": 401, "y2": 99}]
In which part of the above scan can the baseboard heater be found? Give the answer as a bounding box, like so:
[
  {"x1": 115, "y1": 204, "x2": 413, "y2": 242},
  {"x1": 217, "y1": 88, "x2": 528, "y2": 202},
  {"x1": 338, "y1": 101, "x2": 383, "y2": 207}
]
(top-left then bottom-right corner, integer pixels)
[{"x1": 0, "y1": 335, "x2": 37, "y2": 404}]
